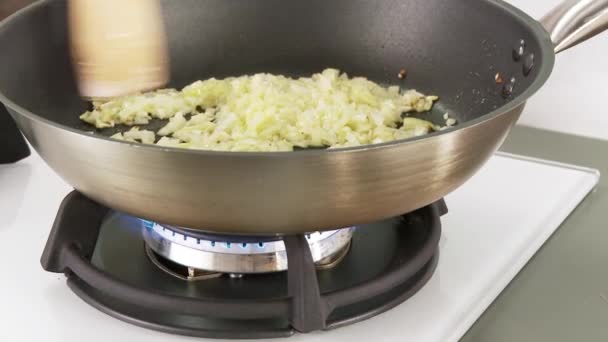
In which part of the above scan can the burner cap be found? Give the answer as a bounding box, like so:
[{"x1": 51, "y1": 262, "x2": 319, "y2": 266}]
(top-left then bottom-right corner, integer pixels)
[{"x1": 142, "y1": 221, "x2": 355, "y2": 274}]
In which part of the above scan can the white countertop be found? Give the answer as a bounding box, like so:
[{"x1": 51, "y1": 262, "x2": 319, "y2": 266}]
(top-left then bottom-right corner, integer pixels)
[{"x1": 0, "y1": 151, "x2": 598, "y2": 342}]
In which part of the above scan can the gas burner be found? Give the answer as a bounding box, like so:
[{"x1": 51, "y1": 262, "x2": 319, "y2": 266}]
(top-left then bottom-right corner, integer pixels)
[
  {"x1": 41, "y1": 191, "x2": 446, "y2": 339},
  {"x1": 142, "y1": 221, "x2": 355, "y2": 276}
]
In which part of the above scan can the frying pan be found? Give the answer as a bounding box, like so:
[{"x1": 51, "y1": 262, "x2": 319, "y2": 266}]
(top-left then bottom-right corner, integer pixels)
[{"x1": 0, "y1": 0, "x2": 606, "y2": 235}]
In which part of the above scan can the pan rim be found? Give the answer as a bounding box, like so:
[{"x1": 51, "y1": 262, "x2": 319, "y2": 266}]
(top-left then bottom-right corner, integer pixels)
[{"x1": 0, "y1": 0, "x2": 555, "y2": 158}]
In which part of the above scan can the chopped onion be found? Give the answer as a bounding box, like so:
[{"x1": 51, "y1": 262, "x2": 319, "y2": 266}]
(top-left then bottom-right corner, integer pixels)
[
  {"x1": 84, "y1": 68, "x2": 443, "y2": 151},
  {"x1": 111, "y1": 127, "x2": 155, "y2": 144}
]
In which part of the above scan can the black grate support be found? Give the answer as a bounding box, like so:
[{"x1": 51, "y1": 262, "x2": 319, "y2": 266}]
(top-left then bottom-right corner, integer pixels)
[{"x1": 40, "y1": 190, "x2": 445, "y2": 338}]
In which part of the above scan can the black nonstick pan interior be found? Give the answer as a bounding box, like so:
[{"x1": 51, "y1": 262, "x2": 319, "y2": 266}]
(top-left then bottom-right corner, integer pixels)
[{"x1": 0, "y1": 0, "x2": 546, "y2": 141}]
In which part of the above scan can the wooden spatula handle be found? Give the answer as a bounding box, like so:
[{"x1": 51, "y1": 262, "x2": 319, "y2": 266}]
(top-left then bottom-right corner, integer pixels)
[{"x1": 68, "y1": 0, "x2": 170, "y2": 99}]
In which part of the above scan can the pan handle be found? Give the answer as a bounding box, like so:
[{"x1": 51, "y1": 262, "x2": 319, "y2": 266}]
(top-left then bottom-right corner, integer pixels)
[
  {"x1": 540, "y1": 0, "x2": 608, "y2": 53},
  {"x1": 0, "y1": 102, "x2": 30, "y2": 164}
]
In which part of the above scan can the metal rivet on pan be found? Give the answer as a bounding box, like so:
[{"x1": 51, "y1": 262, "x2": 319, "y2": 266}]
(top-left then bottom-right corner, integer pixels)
[
  {"x1": 397, "y1": 68, "x2": 407, "y2": 79},
  {"x1": 512, "y1": 39, "x2": 525, "y2": 61},
  {"x1": 523, "y1": 53, "x2": 535, "y2": 76},
  {"x1": 502, "y1": 77, "x2": 516, "y2": 98},
  {"x1": 494, "y1": 72, "x2": 504, "y2": 84}
]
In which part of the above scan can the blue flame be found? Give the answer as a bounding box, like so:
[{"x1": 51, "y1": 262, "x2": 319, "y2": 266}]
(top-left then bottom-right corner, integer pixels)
[{"x1": 140, "y1": 219, "x2": 154, "y2": 230}]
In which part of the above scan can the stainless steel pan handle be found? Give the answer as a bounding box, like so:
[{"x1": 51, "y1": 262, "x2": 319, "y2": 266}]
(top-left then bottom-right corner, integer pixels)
[{"x1": 540, "y1": 0, "x2": 608, "y2": 53}]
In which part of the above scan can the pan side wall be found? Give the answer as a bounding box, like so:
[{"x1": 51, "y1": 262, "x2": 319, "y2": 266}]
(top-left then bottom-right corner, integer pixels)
[{"x1": 11, "y1": 105, "x2": 522, "y2": 234}]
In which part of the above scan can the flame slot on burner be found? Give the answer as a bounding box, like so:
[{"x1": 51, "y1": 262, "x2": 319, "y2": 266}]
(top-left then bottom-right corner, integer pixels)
[{"x1": 141, "y1": 220, "x2": 355, "y2": 278}]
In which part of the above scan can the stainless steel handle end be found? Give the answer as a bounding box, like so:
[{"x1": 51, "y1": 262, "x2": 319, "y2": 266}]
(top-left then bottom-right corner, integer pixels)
[{"x1": 540, "y1": 0, "x2": 608, "y2": 53}]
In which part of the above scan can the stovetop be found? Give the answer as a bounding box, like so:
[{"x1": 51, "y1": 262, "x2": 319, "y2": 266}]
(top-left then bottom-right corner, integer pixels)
[{"x1": 0, "y1": 148, "x2": 598, "y2": 342}]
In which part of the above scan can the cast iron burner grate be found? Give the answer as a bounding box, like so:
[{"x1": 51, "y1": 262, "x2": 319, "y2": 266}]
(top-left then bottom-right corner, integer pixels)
[{"x1": 41, "y1": 191, "x2": 446, "y2": 339}]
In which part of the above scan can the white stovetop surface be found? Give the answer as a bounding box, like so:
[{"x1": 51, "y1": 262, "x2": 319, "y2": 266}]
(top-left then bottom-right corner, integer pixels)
[{"x1": 0, "y1": 151, "x2": 599, "y2": 342}]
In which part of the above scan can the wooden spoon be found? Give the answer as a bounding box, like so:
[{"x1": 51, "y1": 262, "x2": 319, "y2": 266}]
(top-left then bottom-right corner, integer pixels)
[{"x1": 68, "y1": 0, "x2": 170, "y2": 99}]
